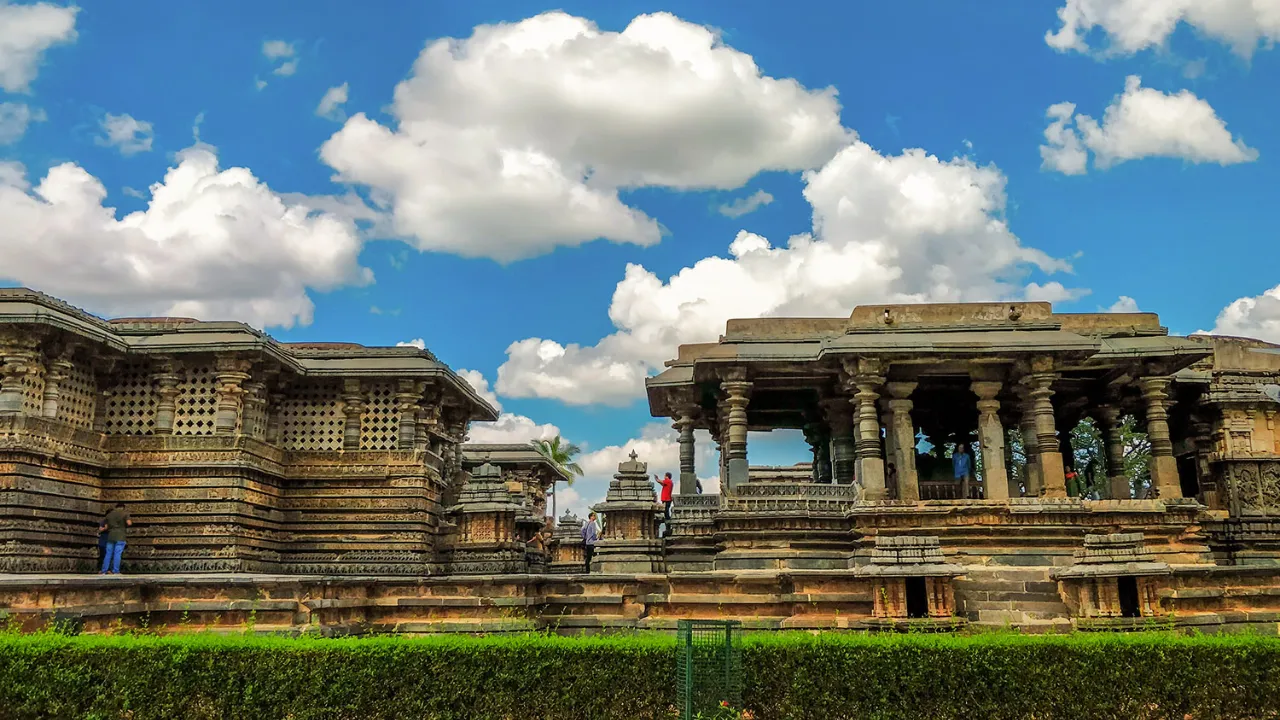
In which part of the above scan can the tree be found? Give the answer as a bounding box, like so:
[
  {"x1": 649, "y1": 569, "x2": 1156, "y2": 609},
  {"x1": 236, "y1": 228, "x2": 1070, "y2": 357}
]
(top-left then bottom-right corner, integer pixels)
[{"x1": 530, "y1": 436, "x2": 584, "y2": 518}]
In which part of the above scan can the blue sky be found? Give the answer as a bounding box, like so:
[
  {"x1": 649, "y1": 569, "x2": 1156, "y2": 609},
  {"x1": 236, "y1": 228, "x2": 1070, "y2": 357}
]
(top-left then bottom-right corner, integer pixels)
[{"x1": 2, "y1": 0, "x2": 1279, "y2": 512}]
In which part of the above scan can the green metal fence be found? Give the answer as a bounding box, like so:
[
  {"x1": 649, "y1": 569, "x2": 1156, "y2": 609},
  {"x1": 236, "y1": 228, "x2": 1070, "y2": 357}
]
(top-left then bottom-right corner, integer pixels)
[{"x1": 676, "y1": 619, "x2": 742, "y2": 719}]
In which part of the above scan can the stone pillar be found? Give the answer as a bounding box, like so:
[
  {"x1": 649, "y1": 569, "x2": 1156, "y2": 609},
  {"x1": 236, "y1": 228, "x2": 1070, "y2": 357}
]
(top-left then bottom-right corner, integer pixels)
[
  {"x1": 1139, "y1": 377, "x2": 1182, "y2": 499},
  {"x1": 396, "y1": 380, "x2": 422, "y2": 450},
  {"x1": 675, "y1": 411, "x2": 697, "y2": 495},
  {"x1": 242, "y1": 381, "x2": 268, "y2": 439},
  {"x1": 1017, "y1": 403, "x2": 1041, "y2": 496},
  {"x1": 1094, "y1": 405, "x2": 1129, "y2": 499},
  {"x1": 886, "y1": 382, "x2": 919, "y2": 502},
  {"x1": 213, "y1": 358, "x2": 251, "y2": 436},
  {"x1": 847, "y1": 368, "x2": 887, "y2": 500},
  {"x1": 153, "y1": 362, "x2": 180, "y2": 435},
  {"x1": 1026, "y1": 370, "x2": 1067, "y2": 498},
  {"x1": 721, "y1": 380, "x2": 752, "y2": 492},
  {"x1": 803, "y1": 422, "x2": 832, "y2": 483},
  {"x1": 39, "y1": 357, "x2": 71, "y2": 419},
  {"x1": 0, "y1": 342, "x2": 38, "y2": 414},
  {"x1": 822, "y1": 397, "x2": 856, "y2": 485},
  {"x1": 341, "y1": 378, "x2": 364, "y2": 450},
  {"x1": 972, "y1": 381, "x2": 1010, "y2": 501},
  {"x1": 879, "y1": 397, "x2": 897, "y2": 484}
]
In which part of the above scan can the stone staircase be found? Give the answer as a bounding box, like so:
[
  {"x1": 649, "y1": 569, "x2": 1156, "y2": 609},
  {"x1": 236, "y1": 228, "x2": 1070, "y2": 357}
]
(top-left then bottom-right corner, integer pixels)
[{"x1": 953, "y1": 566, "x2": 1073, "y2": 630}]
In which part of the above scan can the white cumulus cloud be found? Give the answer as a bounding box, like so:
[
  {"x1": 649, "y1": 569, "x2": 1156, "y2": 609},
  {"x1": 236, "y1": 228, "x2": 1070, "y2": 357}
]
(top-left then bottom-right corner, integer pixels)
[
  {"x1": 455, "y1": 368, "x2": 503, "y2": 412},
  {"x1": 0, "y1": 143, "x2": 372, "y2": 328},
  {"x1": 717, "y1": 189, "x2": 774, "y2": 218},
  {"x1": 0, "y1": 1, "x2": 77, "y2": 93},
  {"x1": 96, "y1": 112, "x2": 154, "y2": 156},
  {"x1": 261, "y1": 39, "x2": 298, "y2": 78},
  {"x1": 396, "y1": 338, "x2": 426, "y2": 350},
  {"x1": 1040, "y1": 76, "x2": 1257, "y2": 174},
  {"x1": 496, "y1": 140, "x2": 1077, "y2": 406},
  {"x1": 316, "y1": 82, "x2": 348, "y2": 121},
  {"x1": 1106, "y1": 296, "x2": 1141, "y2": 313},
  {"x1": 0, "y1": 102, "x2": 44, "y2": 144},
  {"x1": 1047, "y1": 0, "x2": 1280, "y2": 58},
  {"x1": 319, "y1": 11, "x2": 851, "y2": 262},
  {"x1": 1208, "y1": 284, "x2": 1280, "y2": 343}
]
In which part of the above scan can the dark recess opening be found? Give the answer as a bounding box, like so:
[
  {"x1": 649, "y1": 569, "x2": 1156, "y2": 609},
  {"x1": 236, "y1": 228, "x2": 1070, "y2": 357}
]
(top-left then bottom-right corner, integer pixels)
[
  {"x1": 1177, "y1": 456, "x2": 1200, "y2": 498},
  {"x1": 1117, "y1": 576, "x2": 1141, "y2": 618},
  {"x1": 905, "y1": 577, "x2": 928, "y2": 619}
]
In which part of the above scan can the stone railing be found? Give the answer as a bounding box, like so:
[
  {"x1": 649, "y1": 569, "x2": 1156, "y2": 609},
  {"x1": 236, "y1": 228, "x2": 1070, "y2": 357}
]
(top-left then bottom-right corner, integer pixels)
[{"x1": 721, "y1": 481, "x2": 861, "y2": 514}]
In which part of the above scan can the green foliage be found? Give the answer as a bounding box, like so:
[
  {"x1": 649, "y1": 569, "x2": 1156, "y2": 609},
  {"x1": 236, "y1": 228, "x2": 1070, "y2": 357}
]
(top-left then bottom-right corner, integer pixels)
[
  {"x1": 2, "y1": 631, "x2": 1279, "y2": 719},
  {"x1": 531, "y1": 435, "x2": 584, "y2": 486}
]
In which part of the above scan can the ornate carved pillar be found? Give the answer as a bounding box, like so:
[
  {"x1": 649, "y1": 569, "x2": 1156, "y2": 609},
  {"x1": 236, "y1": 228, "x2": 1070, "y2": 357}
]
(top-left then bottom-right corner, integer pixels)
[
  {"x1": 1017, "y1": 399, "x2": 1041, "y2": 496},
  {"x1": 845, "y1": 360, "x2": 887, "y2": 500},
  {"x1": 396, "y1": 379, "x2": 423, "y2": 450},
  {"x1": 213, "y1": 357, "x2": 251, "y2": 436},
  {"x1": 822, "y1": 397, "x2": 856, "y2": 484},
  {"x1": 721, "y1": 378, "x2": 752, "y2": 492},
  {"x1": 152, "y1": 360, "x2": 180, "y2": 435},
  {"x1": 1093, "y1": 404, "x2": 1129, "y2": 499},
  {"x1": 341, "y1": 378, "x2": 365, "y2": 450},
  {"x1": 0, "y1": 339, "x2": 39, "y2": 414},
  {"x1": 242, "y1": 381, "x2": 268, "y2": 440},
  {"x1": 40, "y1": 356, "x2": 72, "y2": 419},
  {"x1": 803, "y1": 422, "x2": 832, "y2": 484},
  {"x1": 1139, "y1": 376, "x2": 1182, "y2": 499},
  {"x1": 972, "y1": 381, "x2": 1010, "y2": 500},
  {"x1": 675, "y1": 410, "x2": 697, "y2": 495},
  {"x1": 1025, "y1": 365, "x2": 1066, "y2": 498},
  {"x1": 886, "y1": 382, "x2": 919, "y2": 502}
]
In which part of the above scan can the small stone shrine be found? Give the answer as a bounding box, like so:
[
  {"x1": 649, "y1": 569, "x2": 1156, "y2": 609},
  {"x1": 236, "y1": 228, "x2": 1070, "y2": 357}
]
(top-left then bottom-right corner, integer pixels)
[
  {"x1": 589, "y1": 451, "x2": 665, "y2": 574},
  {"x1": 549, "y1": 511, "x2": 585, "y2": 574},
  {"x1": 448, "y1": 462, "x2": 525, "y2": 574},
  {"x1": 861, "y1": 536, "x2": 963, "y2": 621},
  {"x1": 1053, "y1": 533, "x2": 1170, "y2": 620}
]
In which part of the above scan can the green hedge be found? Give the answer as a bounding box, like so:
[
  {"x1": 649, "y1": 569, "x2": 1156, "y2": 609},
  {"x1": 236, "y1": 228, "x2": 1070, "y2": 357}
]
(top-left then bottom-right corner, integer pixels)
[{"x1": 2, "y1": 631, "x2": 1279, "y2": 719}]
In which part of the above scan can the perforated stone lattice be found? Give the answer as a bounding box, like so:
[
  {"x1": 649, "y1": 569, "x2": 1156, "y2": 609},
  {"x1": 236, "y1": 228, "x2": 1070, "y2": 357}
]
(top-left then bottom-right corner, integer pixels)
[
  {"x1": 278, "y1": 380, "x2": 344, "y2": 450},
  {"x1": 55, "y1": 360, "x2": 98, "y2": 429},
  {"x1": 360, "y1": 382, "x2": 400, "y2": 450},
  {"x1": 103, "y1": 363, "x2": 157, "y2": 435},
  {"x1": 172, "y1": 365, "x2": 217, "y2": 436},
  {"x1": 20, "y1": 361, "x2": 45, "y2": 415}
]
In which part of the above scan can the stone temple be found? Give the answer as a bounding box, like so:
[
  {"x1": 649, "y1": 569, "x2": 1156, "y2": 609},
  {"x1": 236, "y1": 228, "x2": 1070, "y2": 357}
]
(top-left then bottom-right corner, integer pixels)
[{"x1": 4, "y1": 289, "x2": 1280, "y2": 633}]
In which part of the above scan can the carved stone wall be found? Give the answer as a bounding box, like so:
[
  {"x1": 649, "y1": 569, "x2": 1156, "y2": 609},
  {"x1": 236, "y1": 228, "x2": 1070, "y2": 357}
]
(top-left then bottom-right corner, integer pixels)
[{"x1": 55, "y1": 359, "x2": 98, "y2": 430}]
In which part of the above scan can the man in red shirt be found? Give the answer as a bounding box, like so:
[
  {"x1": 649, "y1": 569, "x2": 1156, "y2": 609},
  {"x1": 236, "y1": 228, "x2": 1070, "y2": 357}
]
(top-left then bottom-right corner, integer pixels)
[{"x1": 656, "y1": 472, "x2": 674, "y2": 527}]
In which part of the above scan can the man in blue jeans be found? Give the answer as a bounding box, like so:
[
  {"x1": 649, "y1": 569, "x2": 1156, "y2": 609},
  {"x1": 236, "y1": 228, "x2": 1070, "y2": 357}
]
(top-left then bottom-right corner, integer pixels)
[{"x1": 99, "y1": 503, "x2": 131, "y2": 574}]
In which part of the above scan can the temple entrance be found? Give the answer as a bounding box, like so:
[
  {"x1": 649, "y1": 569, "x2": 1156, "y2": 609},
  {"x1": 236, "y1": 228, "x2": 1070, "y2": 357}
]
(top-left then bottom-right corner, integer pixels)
[
  {"x1": 1117, "y1": 576, "x2": 1141, "y2": 618},
  {"x1": 905, "y1": 576, "x2": 929, "y2": 619}
]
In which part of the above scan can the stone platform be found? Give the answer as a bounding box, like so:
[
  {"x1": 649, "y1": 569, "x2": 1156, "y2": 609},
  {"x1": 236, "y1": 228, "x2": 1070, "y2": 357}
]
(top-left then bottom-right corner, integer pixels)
[{"x1": 5, "y1": 561, "x2": 1280, "y2": 635}]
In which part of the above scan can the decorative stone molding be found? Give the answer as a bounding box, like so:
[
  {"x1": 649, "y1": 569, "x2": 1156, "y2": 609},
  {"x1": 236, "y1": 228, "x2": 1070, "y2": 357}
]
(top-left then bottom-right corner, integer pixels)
[
  {"x1": 859, "y1": 536, "x2": 962, "y2": 620},
  {"x1": 1053, "y1": 533, "x2": 1170, "y2": 619}
]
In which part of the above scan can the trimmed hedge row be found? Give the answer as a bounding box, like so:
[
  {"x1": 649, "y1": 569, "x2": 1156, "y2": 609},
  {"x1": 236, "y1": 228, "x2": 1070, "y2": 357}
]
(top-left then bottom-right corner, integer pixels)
[{"x1": 2, "y1": 631, "x2": 1279, "y2": 719}]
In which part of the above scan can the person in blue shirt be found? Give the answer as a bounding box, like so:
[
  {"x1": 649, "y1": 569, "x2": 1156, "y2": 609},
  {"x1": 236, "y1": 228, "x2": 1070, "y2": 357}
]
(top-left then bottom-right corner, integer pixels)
[
  {"x1": 581, "y1": 512, "x2": 599, "y2": 573},
  {"x1": 953, "y1": 442, "x2": 973, "y2": 498}
]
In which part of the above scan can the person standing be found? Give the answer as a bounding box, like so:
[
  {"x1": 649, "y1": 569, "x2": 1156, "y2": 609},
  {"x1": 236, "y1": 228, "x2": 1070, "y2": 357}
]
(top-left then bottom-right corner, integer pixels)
[
  {"x1": 99, "y1": 503, "x2": 131, "y2": 575},
  {"x1": 953, "y1": 442, "x2": 974, "y2": 499},
  {"x1": 655, "y1": 472, "x2": 674, "y2": 518},
  {"x1": 581, "y1": 511, "x2": 599, "y2": 573}
]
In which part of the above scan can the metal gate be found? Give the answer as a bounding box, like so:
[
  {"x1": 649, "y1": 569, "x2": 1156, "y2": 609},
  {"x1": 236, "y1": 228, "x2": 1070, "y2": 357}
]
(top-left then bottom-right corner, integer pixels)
[{"x1": 675, "y1": 619, "x2": 742, "y2": 719}]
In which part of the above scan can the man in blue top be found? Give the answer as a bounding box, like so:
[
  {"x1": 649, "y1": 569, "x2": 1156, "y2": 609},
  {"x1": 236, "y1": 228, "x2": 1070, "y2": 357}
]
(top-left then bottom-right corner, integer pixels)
[
  {"x1": 581, "y1": 511, "x2": 599, "y2": 573},
  {"x1": 953, "y1": 442, "x2": 973, "y2": 499}
]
